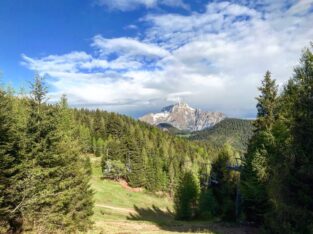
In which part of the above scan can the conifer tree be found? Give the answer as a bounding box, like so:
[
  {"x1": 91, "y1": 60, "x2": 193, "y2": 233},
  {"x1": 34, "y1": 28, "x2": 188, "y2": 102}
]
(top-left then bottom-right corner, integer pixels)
[
  {"x1": 122, "y1": 134, "x2": 146, "y2": 187},
  {"x1": 93, "y1": 109, "x2": 105, "y2": 139},
  {"x1": 55, "y1": 95, "x2": 94, "y2": 231},
  {"x1": 266, "y1": 46, "x2": 313, "y2": 233},
  {"x1": 174, "y1": 171, "x2": 200, "y2": 220},
  {"x1": 210, "y1": 145, "x2": 237, "y2": 221},
  {"x1": 241, "y1": 71, "x2": 278, "y2": 224},
  {"x1": 255, "y1": 71, "x2": 278, "y2": 131},
  {"x1": 0, "y1": 89, "x2": 23, "y2": 233},
  {"x1": 19, "y1": 76, "x2": 93, "y2": 232}
]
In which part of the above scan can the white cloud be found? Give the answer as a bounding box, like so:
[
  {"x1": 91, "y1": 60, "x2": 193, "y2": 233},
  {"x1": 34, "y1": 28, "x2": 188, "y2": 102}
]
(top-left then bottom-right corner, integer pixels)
[
  {"x1": 22, "y1": 1, "x2": 313, "y2": 117},
  {"x1": 92, "y1": 35, "x2": 170, "y2": 58},
  {"x1": 95, "y1": 0, "x2": 188, "y2": 11}
]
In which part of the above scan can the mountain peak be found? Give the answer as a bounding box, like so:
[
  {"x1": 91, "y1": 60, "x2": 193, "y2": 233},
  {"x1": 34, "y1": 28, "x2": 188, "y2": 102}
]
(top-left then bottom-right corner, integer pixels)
[
  {"x1": 140, "y1": 102, "x2": 225, "y2": 131},
  {"x1": 161, "y1": 101, "x2": 194, "y2": 112}
]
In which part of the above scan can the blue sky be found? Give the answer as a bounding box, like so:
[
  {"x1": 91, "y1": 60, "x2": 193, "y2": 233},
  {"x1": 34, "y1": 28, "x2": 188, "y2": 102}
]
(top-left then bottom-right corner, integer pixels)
[{"x1": 1, "y1": 0, "x2": 313, "y2": 118}]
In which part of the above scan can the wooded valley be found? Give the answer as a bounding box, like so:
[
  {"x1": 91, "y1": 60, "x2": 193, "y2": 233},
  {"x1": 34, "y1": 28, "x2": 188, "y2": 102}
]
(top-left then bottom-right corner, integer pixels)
[{"x1": 1, "y1": 45, "x2": 313, "y2": 233}]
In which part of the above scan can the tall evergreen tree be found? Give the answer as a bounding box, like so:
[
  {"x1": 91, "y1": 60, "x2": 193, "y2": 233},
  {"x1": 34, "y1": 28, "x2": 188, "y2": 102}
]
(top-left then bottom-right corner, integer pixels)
[
  {"x1": 0, "y1": 90, "x2": 23, "y2": 233},
  {"x1": 18, "y1": 76, "x2": 93, "y2": 232},
  {"x1": 266, "y1": 46, "x2": 313, "y2": 233},
  {"x1": 122, "y1": 134, "x2": 146, "y2": 187},
  {"x1": 241, "y1": 71, "x2": 278, "y2": 224},
  {"x1": 210, "y1": 144, "x2": 237, "y2": 221},
  {"x1": 255, "y1": 71, "x2": 278, "y2": 131},
  {"x1": 174, "y1": 171, "x2": 200, "y2": 220}
]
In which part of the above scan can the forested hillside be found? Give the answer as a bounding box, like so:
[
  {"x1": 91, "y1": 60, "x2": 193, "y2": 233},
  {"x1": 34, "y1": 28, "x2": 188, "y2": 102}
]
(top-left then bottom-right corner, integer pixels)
[
  {"x1": 156, "y1": 122, "x2": 189, "y2": 135},
  {"x1": 189, "y1": 118, "x2": 254, "y2": 152},
  {"x1": 0, "y1": 76, "x2": 229, "y2": 233},
  {"x1": 1, "y1": 45, "x2": 313, "y2": 234},
  {"x1": 72, "y1": 108, "x2": 217, "y2": 193}
]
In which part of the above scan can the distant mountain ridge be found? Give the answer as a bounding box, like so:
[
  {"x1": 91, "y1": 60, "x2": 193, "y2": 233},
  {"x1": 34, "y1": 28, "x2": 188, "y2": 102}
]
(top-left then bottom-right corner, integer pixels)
[
  {"x1": 189, "y1": 118, "x2": 254, "y2": 152},
  {"x1": 139, "y1": 102, "x2": 225, "y2": 131}
]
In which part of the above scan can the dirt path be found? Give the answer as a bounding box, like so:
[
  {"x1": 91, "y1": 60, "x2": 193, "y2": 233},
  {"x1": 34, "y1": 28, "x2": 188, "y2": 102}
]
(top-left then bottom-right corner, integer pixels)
[{"x1": 95, "y1": 204, "x2": 136, "y2": 213}]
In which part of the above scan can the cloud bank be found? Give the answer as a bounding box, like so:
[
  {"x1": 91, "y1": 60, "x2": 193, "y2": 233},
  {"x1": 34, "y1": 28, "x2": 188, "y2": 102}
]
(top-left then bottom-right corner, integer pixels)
[{"x1": 22, "y1": 1, "x2": 313, "y2": 118}]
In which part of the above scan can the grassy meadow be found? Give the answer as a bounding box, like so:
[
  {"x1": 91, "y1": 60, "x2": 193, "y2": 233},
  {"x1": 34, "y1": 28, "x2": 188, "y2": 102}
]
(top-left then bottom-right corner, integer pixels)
[{"x1": 88, "y1": 156, "x2": 253, "y2": 234}]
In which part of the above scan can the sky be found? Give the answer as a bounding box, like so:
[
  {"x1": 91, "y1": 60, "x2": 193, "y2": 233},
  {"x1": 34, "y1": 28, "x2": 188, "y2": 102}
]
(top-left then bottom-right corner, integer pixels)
[{"x1": 0, "y1": 0, "x2": 313, "y2": 118}]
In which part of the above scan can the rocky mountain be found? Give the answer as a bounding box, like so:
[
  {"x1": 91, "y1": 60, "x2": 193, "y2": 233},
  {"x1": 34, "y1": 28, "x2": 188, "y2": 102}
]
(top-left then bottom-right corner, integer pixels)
[{"x1": 139, "y1": 102, "x2": 225, "y2": 131}]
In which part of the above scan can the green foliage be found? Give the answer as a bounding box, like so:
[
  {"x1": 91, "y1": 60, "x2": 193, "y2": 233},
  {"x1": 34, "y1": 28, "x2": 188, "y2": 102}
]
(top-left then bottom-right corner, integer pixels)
[
  {"x1": 74, "y1": 108, "x2": 212, "y2": 193},
  {"x1": 239, "y1": 44, "x2": 313, "y2": 233},
  {"x1": 102, "y1": 159, "x2": 127, "y2": 180},
  {"x1": 0, "y1": 76, "x2": 94, "y2": 233},
  {"x1": 174, "y1": 171, "x2": 200, "y2": 220},
  {"x1": 95, "y1": 138, "x2": 105, "y2": 157},
  {"x1": 157, "y1": 123, "x2": 191, "y2": 135},
  {"x1": 77, "y1": 125, "x2": 92, "y2": 153},
  {"x1": 255, "y1": 71, "x2": 278, "y2": 131},
  {"x1": 198, "y1": 189, "x2": 218, "y2": 220},
  {"x1": 210, "y1": 145, "x2": 238, "y2": 221},
  {"x1": 241, "y1": 71, "x2": 278, "y2": 225},
  {"x1": 0, "y1": 89, "x2": 23, "y2": 233},
  {"x1": 263, "y1": 45, "x2": 313, "y2": 233},
  {"x1": 190, "y1": 118, "x2": 254, "y2": 153}
]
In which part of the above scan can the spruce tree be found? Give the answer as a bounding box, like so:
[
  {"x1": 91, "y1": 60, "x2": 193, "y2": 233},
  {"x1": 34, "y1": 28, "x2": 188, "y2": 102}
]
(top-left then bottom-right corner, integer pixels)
[
  {"x1": 255, "y1": 71, "x2": 278, "y2": 131},
  {"x1": 266, "y1": 46, "x2": 313, "y2": 233},
  {"x1": 241, "y1": 71, "x2": 278, "y2": 224},
  {"x1": 0, "y1": 90, "x2": 23, "y2": 233},
  {"x1": 210, "y1": 145, "x2": 237, "y2": 221},
  {"x1": 19, "y1": 76, "x2": 93, "y2": 232},
  {"x1": 55, "y1": 95, "x2": 94, "y2": 231},
  {"x1": 122, "y1": 134, "x2": 146, "y2": 187},
  {"x1": 174, "y1": 171, "x2": 200, "y2": 220}
]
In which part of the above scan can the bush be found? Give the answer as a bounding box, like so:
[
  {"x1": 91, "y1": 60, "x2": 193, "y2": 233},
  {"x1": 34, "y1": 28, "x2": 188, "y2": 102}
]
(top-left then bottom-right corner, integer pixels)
[{"x1": 102, "y1": 159, "x2": 127, "y2": 180}]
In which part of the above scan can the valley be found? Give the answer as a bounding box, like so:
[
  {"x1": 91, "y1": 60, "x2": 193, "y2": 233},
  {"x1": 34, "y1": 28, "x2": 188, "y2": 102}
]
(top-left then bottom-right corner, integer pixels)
[
  {"x1": 89, "y1": 156, "x2": 255, "y2": 234},
  {"x1": 1, "y1": 2, "x2": 313, "y2": 232}
]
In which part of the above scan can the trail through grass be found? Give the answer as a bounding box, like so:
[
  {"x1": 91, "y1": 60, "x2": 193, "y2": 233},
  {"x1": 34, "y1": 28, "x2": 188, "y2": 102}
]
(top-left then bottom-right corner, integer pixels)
[{"x1": 89, "y1": 156, "x2": 255, "y2": 234}]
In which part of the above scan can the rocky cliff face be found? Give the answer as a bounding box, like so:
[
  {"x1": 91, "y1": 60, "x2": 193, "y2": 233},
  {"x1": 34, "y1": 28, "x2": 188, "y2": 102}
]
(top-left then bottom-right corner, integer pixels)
[{"x1": 139, "y1": 102, "x2": 225, "y2": 131}]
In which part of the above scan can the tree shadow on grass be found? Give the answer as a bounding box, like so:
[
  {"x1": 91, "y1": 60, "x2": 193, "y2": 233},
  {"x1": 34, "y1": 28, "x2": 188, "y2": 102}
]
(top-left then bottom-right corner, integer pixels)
[{"x1": 127, "y1": 205, "x2": 256, "y2": 233}]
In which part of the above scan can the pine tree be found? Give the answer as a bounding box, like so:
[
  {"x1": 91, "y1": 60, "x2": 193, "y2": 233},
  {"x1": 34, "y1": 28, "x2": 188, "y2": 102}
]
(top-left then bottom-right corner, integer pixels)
[
  {"x1": 93, "y1": 109, "x2": 105, "y2": 139},
  {"x1": 0, "y1": 89, "x2": 23, "y2": 233},
  {"x1": 255, "y1": 71, "x2": 278, "y2": 131},
  {"x1": 241, "y1": 71, "x2": 278, "y2": 224},
  {"x1": 174, "y1": 171, "x2": 200, "y2": 220},
  {"x1": 266, "y1": 45, "x2": 313, "y2": 233},
  {"x1": 19, "y1": 77, "x2": 93, "y2": 232},
  {"x1": 210, "y1": 145, "x2": 237, "y2": 221},
  {"x1": 95, "y1": 138, "x2": 105, "y2": 157},
  {"x1": 55, "y1": 94, "x2": 94, "y2": 231},
  {"x1": 77, "y1": 125, "x2": 92, "y2": 153},
  {"x1": 106, "y1": 113, "x2": 123, "y2": 138},
  {"x1": 122, "y1": 134, "x2": 146, "y2": 187}
]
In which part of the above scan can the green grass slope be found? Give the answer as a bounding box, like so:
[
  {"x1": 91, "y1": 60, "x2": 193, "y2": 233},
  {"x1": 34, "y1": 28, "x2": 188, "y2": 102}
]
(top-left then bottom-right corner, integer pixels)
[
  {"x1": 89, "y1": 156, "x2": 254, "y2": 234},
  {"x1": 91, "y1": 156, "x2": 172, "y2": 216}
]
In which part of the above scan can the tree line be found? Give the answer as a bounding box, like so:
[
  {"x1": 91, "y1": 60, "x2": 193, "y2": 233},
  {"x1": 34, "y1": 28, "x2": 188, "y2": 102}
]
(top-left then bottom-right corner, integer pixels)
[
  {"x1": 174, "y1": 45, "x2": 313, "y2": 233},
  {"x1": 189, "y1": 118, "x2": 254, "y2": 153},
  {"x1": 1, "y1": 44, "x2": 312, "y2": 233},
  {"x1": 241, "y1": 45, "x2": 313, "y2": 232},
  {"x1": 0, "y1": 74, "x2": 224, "y2": 233},
  {"x1": 72, "y1": 107, "x2": 218, "y2": 193}
]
